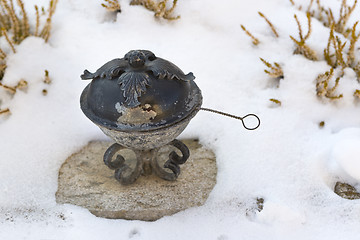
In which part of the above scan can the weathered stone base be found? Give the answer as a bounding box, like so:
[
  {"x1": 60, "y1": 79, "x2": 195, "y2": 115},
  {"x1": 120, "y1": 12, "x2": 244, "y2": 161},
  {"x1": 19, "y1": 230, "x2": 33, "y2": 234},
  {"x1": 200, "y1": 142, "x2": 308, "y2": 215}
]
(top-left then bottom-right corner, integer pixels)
[{"x1": 56, "y1": 139, "x2": 217, "y2": 221}]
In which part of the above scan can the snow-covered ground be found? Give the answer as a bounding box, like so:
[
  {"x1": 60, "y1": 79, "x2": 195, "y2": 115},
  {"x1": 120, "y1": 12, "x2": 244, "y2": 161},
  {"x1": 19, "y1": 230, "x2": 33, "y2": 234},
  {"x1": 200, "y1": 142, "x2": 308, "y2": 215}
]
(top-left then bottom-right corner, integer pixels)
[{"x1": 1, "y1": 0, "x2": 360, "y2": 239}]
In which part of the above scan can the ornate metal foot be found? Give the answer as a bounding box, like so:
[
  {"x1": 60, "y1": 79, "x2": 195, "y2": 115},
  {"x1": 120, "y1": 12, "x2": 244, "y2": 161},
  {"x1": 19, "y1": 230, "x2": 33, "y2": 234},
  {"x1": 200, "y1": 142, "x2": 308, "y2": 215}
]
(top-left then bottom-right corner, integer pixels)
[
  {"x1": 152, "y1": 139, "x2": 189, "y2": 181},
  {"x1": 103, "y1": 139, "x2": 190, "y2": 185},
  {"x1": 103, "y1": 143, "x2": 144, "y2": 185}
]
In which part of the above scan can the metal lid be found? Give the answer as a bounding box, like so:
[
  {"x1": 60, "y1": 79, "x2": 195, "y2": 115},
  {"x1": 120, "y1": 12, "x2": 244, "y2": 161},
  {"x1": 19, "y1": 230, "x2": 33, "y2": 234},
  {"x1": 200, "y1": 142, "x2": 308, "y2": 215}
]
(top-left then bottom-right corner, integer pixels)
[{"x1": 80, "y1": 50, "x2": 202, "y2": 132}]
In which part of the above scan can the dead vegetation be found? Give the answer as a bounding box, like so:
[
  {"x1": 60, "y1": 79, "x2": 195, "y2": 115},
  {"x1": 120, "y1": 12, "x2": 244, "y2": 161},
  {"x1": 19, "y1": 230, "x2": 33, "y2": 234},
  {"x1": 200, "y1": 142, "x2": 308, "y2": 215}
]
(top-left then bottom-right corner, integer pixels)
[
  {"x1": 260, "y1": 58, "x2": 283, "y2": 79},
  {"x1": 130, "y1": 0, "x2": 180, "y2": 20},
  {"x1": 0, "y1": 79, "x2": 27, "y2": 94},
  {"x1": 258, "y1": 12, "x2": 279, "y2": 38},
  {"x1": 0, "y1": 0, "x2": 58, "y2": 80},
  {"x1": 0, "y1": 107, "x2": 10, "y2": 115},
  {"x1": 353, "y1": 89, "x2": 360, "y2": 99},
  {"x1": 241, "y1": 12, "x2": 278, "y2": 45},
  {"x1": 269, "y1": 98, "x2": 282, "y2": 106},
  {"x1": 256, "y1": 0, "x2": 360, "y2": 102},
  {"x1": 0, "y1": 0, "x2": 58, "y2": 46},
  {"x1": 290, "y1": 13, "x2": 318, "y2": 61},
  {"x1": 316, "y1": 68, "x2": 343, "y2": 99},
  {"x1": 43, "y1": 70, "x2": 51, "y2": 84},
  {"x1": 101, "y1": 0, "x2": 181, "y2": 20},
  {"x1": 42, "y1": 70, "x2": 51, "y2": 95},
  {"x1": 240, "y1": 24, "x2": 260, "y2": 45},
  {"x1": 306, "y1": 0, "x2": 357, "y2": 36},
  {"x1": 102, "y1": 0, "x2": 121, "y2": 13},
  {"x1": 0, "y1": 0, "x2": 58, "y2": 117},
  {"x1": 324, "y1": 22, "x2": 360, "y2": 72},
  {"x1": 309, "y1": 0, "x2": 360, "y2": 100}
]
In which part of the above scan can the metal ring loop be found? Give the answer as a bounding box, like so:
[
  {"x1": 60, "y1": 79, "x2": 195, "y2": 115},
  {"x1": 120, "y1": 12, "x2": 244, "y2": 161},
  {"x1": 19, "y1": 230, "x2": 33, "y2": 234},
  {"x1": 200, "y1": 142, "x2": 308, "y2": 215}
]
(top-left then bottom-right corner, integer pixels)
[{"x1": 240, "y1": 114, "x2": 261, "y2": 130}]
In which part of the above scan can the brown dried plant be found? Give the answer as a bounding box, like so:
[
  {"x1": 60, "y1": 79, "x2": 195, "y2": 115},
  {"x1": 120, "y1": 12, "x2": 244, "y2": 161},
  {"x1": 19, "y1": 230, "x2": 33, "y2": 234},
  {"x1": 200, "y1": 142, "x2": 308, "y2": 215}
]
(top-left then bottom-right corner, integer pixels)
[
  {"x1": 241, "y1": 24, "x2": 260, "y2": 45},
  {"x1": 328, "y1": 0, "x2": 357, "y2": 35},
  {"x1": 258, "y1": 12, "x2": 279, "y2": 38},
  {"x1": 0, "y1": 59, "x2": 5, "y2": 78},
  {"x1": 1, "y1": 27, "x2": 16, "y2": 53},
  {"x1": 347, "y1": 21, "x2": 360, "y2": 67},
  {"x1": 316, "y1": 68, "x2": 343, "y2": 99},
  {"x1": 102, "y1": 0, "x2": 121, "y2": 13},
  {"x1": 260, "y1": 58, "x2": 283, "y2": 79},
  {"x1": 314, "y1": 0, "x2": 326, "y2": 22},
  {"x1": 306, "y1": 0, "x2": 315, "y2": 14},
  {"x1": 37, "y1": 0, "x2": 58, "y2": 43},
  {"x1": 324, "y1": 24, "x2": 335, "y2": 67},
  {"x1": 306, "y1": 0, "x2": 357, "y2": 36},
  {"x1": 307, "y1": 0, "x2": 326, "y2": 22},
  {"x1": 0, "y1": 50, "x2": 6, "y2": 85},
  {"x1": 0, "y1": 49, "x2": 6, "y2": 81},
  {"x1": 290, "y1": 13, "x2": 318, "y2": 60},
  {"x1": 269, "y1": 98, "x2": 282, "y2": 106},
  {"x1": 42, "y1": 69, "x2": 51, "y2": 95},
  {"x1": 333, "y1": 36, "x2": 347, "y2": 69},
  {"x1": 324, "y1": 22, "x2": 360, "y2": 74},
  {"x1": 354, "y1": 89, "x2": 360, "y2": 99},
  {"x1": 355, "y1": 63, "x2": 360, "y2": 81},
  {"x1": 0, "y1": 0, "x2": 58, "y2": 81},
  {"x1": 289, "y1": 0, "x2": 303, "y2": 10},
  {"x1": 0, "y1": 79, "x2": 27, "y2": 94},
  {"x1": 0, "y1": 0, "x2": 57, "y2": 119},
  {"x1": 130, "y1": 0, "x2": 180, "y2": 20},
  {"x1": 0, "y1": 0, "x2": 58, "y2": 44},
  {"x1": 320, "y1": 20, "x2": 360, "y2": 99},
  {"x1": 43, "y1": 69, "x2": 51, "y2": 84},
  {"x1": 0, "y1": 0, "x2": 29, "y2": 45},
  {"x1": 324, "y1": 24, "x2": 347, "y2": 69},
  {"x1": 282, "y1": 1, "x2": 360, "y2": 101},
  {"x1": 0, "y1": 107, "x2": 10, "y2": 115}
]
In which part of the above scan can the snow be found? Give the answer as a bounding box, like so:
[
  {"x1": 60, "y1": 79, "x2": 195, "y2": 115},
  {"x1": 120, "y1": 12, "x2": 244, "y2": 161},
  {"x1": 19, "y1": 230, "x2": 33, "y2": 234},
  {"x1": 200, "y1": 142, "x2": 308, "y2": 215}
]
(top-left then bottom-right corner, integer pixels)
[
  {"x1": 1, "y1": 0, "x2": 360, "y2": 239},
  {"x1": 256, "y1": 201, "x2": 306, "y2": 226},
  {"x1": 332, "y1": 128, "x2": 360, "y2": 182}
]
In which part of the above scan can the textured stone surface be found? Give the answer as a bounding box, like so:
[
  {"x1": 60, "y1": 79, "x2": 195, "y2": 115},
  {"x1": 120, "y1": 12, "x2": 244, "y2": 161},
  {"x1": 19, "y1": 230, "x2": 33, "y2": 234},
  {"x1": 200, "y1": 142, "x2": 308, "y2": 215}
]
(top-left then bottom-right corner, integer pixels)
[
  {"x1": 334, "y1": 182, "x2": 360, "y2": 200},
  {"x1": 56, "y1": 139, "x2": 217, "y2": 221}
]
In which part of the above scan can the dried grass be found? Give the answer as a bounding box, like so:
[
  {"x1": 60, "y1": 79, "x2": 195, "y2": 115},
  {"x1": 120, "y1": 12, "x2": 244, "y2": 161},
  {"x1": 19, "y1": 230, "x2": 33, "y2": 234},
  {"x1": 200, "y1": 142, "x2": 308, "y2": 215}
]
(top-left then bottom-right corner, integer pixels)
[
  {"x1": 0, "y1": 0, "x2": 58, "y2": 80},
  {"x1": 43, "y1": 70, "x2": 51, "y2": 84},
  {"x1": 102, "y1": 0, "x2": 121, "y2": 13},
  {"x1": 130, "y1": 0, "x2": 180, "y2": 20},
  {"x1": 269, "y1": 98, "x2": 282, "y2": 106},
  {"x1": 241, "y1": 24, "x2": 260, "y2": 45},
  {"x1": 260, "y1": 58, "x2": 283, "y2": 79},
  {"x1": 0, "y1": 0, "x2": 57, "y2": 118},
  {"x1": 0, "y1": 79, "x2": 27, "y2": 94},
  {"x1": 307, "y1": 0, "x2": 357, "y2": 36},
  {"x1": 258, "y1": 12, "x2": 279, "y2": 38},
  {"x1": 316, "y1": 68, "x2": 343, "y2": 99},
  {"x1": 292, "y1": 0, "x2": 360, "y2": 99},
  {"x1": 290, "y1": 13, "x2": 318, "y2": 60},
  {"x1": 0, "y1": 107, "x2": 10, "y2": 115},
  {"x1": 0, "y1": 0, "x2": 58, "y2": 81}
]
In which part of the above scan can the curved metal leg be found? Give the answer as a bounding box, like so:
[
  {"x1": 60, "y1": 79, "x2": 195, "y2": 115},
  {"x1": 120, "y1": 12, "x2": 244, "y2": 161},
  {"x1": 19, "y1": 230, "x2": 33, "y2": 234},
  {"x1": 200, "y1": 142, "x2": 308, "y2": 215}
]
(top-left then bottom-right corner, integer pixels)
[
  {"x1": 104, "y1": 140, "x2": 190, "y2": 184},
  {"x1": 103, "y1": 143, "x2": 143, "y2": 185},
  {"x1": 151, "y1": 139, "x2": 190, "y2": 181}
]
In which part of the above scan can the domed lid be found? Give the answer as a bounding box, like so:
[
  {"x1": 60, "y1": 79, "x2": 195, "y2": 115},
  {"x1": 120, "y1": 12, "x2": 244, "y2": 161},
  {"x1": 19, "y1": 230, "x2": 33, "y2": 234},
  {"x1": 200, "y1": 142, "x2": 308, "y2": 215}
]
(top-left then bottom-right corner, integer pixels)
[{"x1": 80, "y1": 50, "x2": 202, "y2": 132}]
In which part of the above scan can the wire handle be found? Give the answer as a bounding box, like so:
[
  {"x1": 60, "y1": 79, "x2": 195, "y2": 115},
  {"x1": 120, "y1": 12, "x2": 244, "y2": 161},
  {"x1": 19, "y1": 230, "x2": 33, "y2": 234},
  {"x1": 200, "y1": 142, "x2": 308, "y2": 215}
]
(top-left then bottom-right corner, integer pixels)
[{"x1": 200, "y1": 107, "x2": 261, "y2": 130}]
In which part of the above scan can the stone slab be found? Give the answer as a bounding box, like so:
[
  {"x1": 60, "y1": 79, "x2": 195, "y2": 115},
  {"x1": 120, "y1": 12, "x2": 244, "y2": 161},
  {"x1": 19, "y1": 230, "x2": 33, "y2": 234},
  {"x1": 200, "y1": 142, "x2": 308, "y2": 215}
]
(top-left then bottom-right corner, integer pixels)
[
  {"x1": 334, "y1": 182, "x2": 360, "y2": 200},
  {"x1": 56, "y1": 139, "x2": 217, "y2": 221}
]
